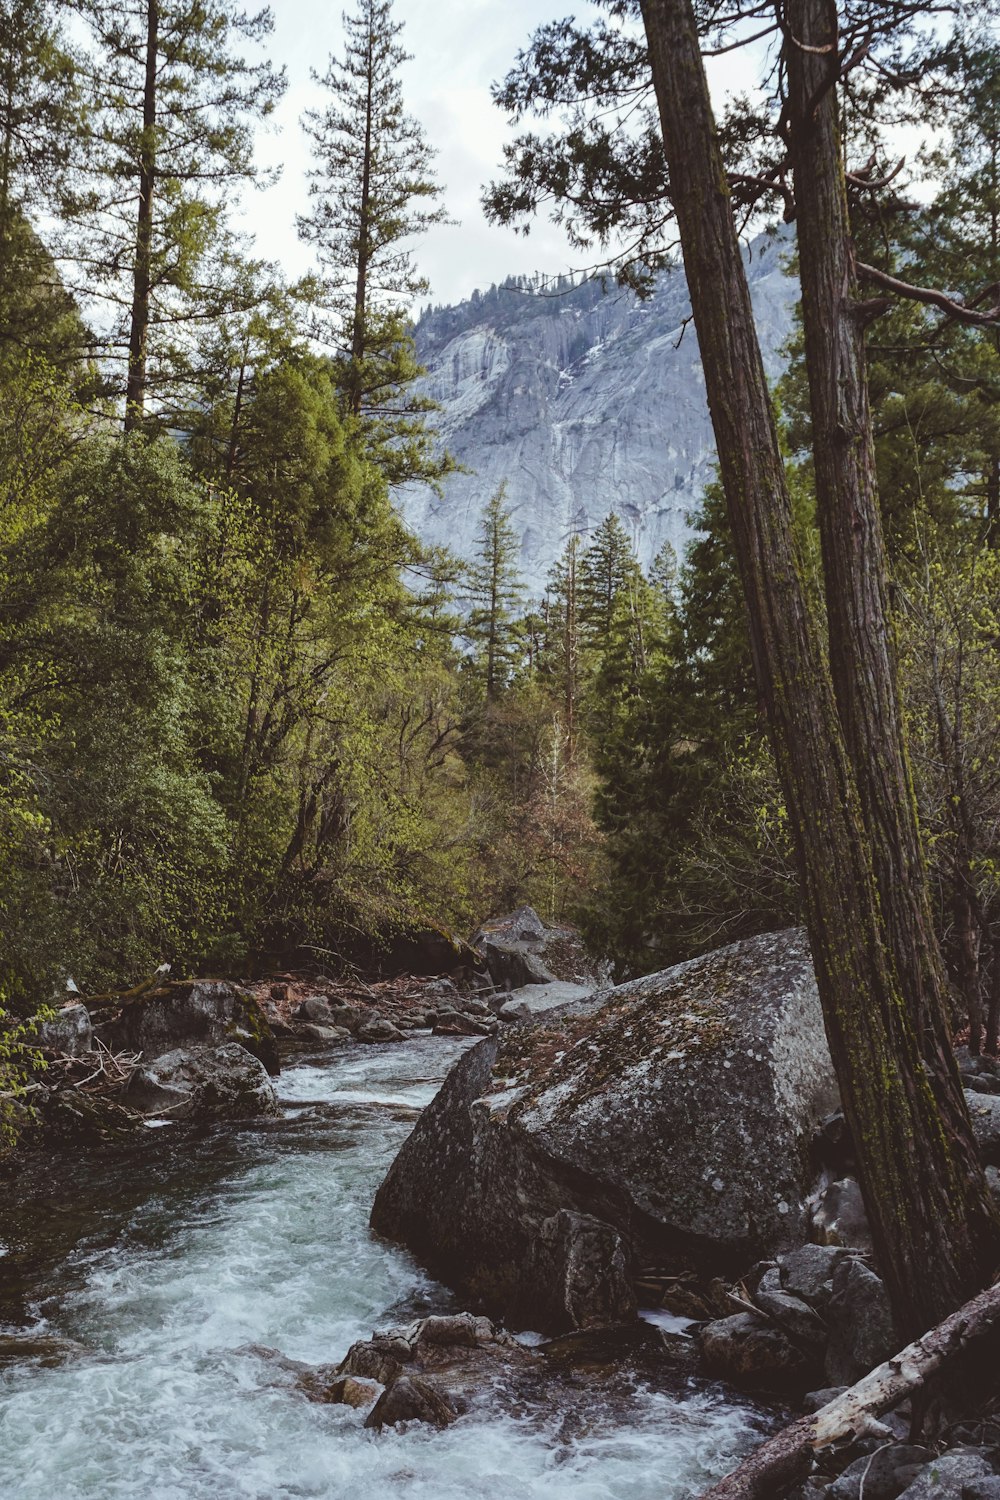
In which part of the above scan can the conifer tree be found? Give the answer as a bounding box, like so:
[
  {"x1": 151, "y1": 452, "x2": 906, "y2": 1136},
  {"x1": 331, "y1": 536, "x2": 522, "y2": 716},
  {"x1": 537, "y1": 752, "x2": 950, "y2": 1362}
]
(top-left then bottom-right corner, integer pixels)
[
  {"x1": 465, "y1": 484, "x2": 525, "y2": 704},
  {"x1": 299, "y1": 0, "x2": 451, "y2": 484},
  {"x1": 72, "y1": 0, "x2": 284, "y2": 429}
]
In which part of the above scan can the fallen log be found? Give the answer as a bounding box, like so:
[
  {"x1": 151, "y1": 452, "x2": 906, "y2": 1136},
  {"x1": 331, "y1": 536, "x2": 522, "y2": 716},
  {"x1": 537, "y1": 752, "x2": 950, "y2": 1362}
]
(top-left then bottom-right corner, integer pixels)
[{"x1": 697, "y1": 1279, "x2": 1000, "y2": 1500}]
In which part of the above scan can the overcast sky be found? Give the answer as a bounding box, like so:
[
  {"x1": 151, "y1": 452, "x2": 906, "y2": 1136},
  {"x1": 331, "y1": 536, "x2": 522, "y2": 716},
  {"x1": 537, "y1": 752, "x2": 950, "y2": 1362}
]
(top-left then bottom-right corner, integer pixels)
[{"x1": 239, "y1": 0, "x2": 629, "y2": 310}]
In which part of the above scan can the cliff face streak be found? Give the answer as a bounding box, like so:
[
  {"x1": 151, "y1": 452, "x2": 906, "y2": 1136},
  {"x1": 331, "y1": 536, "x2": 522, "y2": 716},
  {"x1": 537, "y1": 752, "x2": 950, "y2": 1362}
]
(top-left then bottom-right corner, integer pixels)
[{"x1": 396, "y1": 231, "x2": 797, "y2": 595}]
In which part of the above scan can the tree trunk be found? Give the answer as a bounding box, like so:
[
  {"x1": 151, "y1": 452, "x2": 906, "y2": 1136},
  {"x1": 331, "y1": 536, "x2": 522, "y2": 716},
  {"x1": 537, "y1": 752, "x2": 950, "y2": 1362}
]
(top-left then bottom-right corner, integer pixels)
[
  {"x1": 638, "y1": 0, "x2": 1000, "y2": 1337},
  {"x1": 783, "y1": 0, "x2": 995, "y2": 1249},
  {"x1": 349, "y1": 16, "x2": 375, "y2": 420},
  {"x1": 124, "y1": 0, "x2": 158, "y2": 433}
]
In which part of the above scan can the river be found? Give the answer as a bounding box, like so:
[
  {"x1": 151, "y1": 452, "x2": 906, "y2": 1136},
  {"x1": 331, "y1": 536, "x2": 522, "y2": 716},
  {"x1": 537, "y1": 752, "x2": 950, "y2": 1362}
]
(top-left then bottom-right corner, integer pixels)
[{"x1": 0, "y1": 1036, "x2": 766, "y2": 1499}]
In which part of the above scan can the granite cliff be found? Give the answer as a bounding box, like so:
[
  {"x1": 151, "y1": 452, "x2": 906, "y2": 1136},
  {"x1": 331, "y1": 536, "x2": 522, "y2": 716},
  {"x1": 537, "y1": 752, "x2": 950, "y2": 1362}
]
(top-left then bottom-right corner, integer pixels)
[{"x1": 396, "y1": 229, "x2": 798, "y2": 595}]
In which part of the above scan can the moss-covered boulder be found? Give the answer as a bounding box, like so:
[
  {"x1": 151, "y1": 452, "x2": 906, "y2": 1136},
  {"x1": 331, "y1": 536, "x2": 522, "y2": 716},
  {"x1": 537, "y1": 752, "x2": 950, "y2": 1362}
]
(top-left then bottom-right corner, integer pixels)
[
  {"x1": 98, "y1": 980, "x2": 279, "y2": 1076},
  {"x1": 371, "y1": 928, "x2": 838, "y2": 1330}
]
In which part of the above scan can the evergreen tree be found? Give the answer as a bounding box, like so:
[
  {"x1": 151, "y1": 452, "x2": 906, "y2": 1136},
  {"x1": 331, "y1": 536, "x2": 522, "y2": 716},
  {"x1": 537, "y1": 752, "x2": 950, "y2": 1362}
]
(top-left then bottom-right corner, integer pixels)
[
  {"x1": 0, "y1": 2, "x2": 88, "y2": 373},
  {"x1": 299, "y1": 0, "x2": 451, "y2": 484},
  {"x1": 71, "y1": 0, "x2": 284, "y2": 428},
  {"x1": 465, "y1": 484, "x2": 524, "y2": 704}
]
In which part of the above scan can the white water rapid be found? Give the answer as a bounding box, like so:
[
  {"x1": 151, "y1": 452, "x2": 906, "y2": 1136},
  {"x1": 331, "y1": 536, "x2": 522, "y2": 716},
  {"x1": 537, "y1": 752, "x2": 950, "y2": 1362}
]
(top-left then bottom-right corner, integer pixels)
[{"x1": 0, "y1": 1037, "x2": 765, "y2": 1499}]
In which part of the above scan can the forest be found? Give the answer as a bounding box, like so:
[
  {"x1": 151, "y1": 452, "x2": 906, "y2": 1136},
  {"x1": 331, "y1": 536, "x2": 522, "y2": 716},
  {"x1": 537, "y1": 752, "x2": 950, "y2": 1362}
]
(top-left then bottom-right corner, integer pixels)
[{"x1": 5, "y1": 0, "x2": 1000, "y2": 1494}]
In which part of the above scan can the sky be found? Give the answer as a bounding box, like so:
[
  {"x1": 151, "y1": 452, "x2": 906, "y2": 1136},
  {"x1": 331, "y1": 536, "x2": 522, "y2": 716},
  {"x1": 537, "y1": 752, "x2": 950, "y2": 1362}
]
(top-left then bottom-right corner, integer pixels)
[{"x1": 239, "y1": 0, "x2": 621, "y2": 310}]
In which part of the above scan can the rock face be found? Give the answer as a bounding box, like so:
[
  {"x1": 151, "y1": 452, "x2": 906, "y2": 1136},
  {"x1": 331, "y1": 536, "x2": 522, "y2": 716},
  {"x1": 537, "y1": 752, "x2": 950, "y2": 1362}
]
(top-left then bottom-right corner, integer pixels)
[
  {"x1": 124, "y1": 1042, "x2": 280, "y2": 1121},
  {"x1": 371, "y1": 927, "x2": 839, "y2": 1328},
  {"x1": 398, "y1": 230, "x2": 797, "y2": 596},
  {"x1": 100, "y1": 980, "x2": 279, "y2": 1075}
]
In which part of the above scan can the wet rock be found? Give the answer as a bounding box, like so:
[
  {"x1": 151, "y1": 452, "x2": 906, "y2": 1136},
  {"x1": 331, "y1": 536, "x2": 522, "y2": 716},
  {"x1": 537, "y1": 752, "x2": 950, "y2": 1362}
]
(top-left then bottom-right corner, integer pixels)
[
  {"x1": 965, "y1": 1477, "x2": 1000, "y2": 1500},
  {"x1": 0, "y1": 1333, "x2": 88, "y2": 1367},
  {"x1": 432, "y1": 1011, "x2": 493, "y2": 1037},
  {"x1": 101, "y1": 980, "x2": 279, "y2": 1076},
  {"x1": 965, "y1": 1092, "x2": 1000, "y2": 1165},
  {"x1": 298, "y1": 1024, "x2": 351, "y2": 1047},
  {"x1": 364, "y1": 1374, "x2": 458, "y2": 1430},
  {"x1": 699, "y1": 1312, "x2": 809, "y2": 1387},
  {"x1": 338, "y1": 1334, "x2": 415, "y2": 1385},
  {"x1": 417, "y1": 1313, "x2": 499, "y2": 1347},
  {"x1": 124, "y1": 1042, "x2": 280, "y2": 1121},
  {"x1": 827, "y1": 1445, "x2": 933, "y2": 1500},
  {"x1": 33, "y1": 1003, "x2": 93, "y2": 1057},
  {"x1": 357, "y1": 1019, "x2": 404, "y2": 1044},
  {"x1": 37, "y1": 1088, "x2": 141, "y2": 1144},
  {"x1": 372, "y1": 928, "x2": 840, "y2": 1329},
  {"x1": 894, "y1": 1450, "x2": 995, "y2": 1498},
  {"x1": 315, "y1": 1375, "x2": 379, "y2": 1409},
  {"x1": 825, "y1": 1258, "x2": 896, "y2": 1385},
  {"x1": 520, "y1": 1211, "x2": 636, "y2": 1333},
  {"x1": 811, "y1": 1176, "x2": 873, "y2": 1253}
]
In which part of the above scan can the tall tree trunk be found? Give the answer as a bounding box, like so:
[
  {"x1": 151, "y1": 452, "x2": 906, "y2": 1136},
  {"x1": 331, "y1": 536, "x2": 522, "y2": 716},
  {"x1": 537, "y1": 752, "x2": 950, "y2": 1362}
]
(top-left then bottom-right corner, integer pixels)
[
  {"x1": 782, "y1": 0, "x2": 990, "y2": 1204},
  {"x1": 639, "y1": 0, "x2": 1000, "y2": 1337},
  {"x1": 124, "y1": 0, "x2": 158, "y2": 433},
  {"x1": 349, "y1": 13, "x2": 375, "y2": 420}
]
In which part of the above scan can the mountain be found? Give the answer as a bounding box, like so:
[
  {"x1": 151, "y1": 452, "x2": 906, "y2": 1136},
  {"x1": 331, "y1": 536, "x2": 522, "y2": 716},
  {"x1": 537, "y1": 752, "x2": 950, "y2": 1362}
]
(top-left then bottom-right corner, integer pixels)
[{"x1": 395, "y1": 229, "x2": 798, "y2": 597}]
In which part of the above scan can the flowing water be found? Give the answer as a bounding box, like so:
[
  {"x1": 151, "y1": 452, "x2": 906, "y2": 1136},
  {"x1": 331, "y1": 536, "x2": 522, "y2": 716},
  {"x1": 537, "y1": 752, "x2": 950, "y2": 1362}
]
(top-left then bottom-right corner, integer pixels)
[{"x1": 0, "y1": 1037, "x2": 767, "y2": 1499}]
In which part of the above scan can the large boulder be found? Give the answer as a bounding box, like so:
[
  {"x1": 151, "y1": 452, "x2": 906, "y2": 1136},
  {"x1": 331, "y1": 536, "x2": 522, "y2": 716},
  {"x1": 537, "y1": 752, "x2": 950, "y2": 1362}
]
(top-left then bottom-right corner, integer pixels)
[
  {"x1": 372, "y1": 928, "x2": 839, "y2": 1329},
  {"x1": 470, "y1": 906, "x2": 595, "y2": 990},
  {"x1": 124, "y1": 1042, "x2": 280, "y2": 1121},
  {"x1": 99, "y1": 980, "x2": 279, "y2": 1075},
  {"x1": 33, "y1": 1003, "x2": 94, "y2": 1057}
]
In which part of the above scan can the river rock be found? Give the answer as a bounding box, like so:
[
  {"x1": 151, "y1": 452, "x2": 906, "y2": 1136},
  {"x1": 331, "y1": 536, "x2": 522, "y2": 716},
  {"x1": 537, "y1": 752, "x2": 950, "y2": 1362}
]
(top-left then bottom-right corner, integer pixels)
[
  {"x1": 824, "y1": 1258, "x2": 896, "y2": 1385},
  {"x1": 752, "y1": 1266, "x2": 826, "y2": 1347},
  {"x1": 810, "y1": 1176, "x2": 873, "y2": 1253},
  {"x1": 497, "y1": 981, "x2": 596, "y2": 1024},
  {"x1": 432, "y1": 1010, "x2": 493, "y2": 1037},
  {"x1": 100, "y1": 980, "x2": 279, "y2": 1075},
  {"x1": 470, "y1": 905, "x2": 594, "y2": 990},
  {"x1": 33, "y1": 1003, "x2": 94, "y2": 1056},
  {"x1": 364, "y1": 1375, "x2": 459, "y2": 1430},
  {"x1": 371, "y1": 927, "x2": 839, "y2": 1329},
  {"x1": 779, "y1": 1244, "x2": 851, "y2": 1307},
  {"x1": 894, "y1": 1450, "x2": 996, "y2": 1498},
  {"x1": 699, "y1": 1312, "x2": 809, "y2": 1387},
  {"x1": 826, "y1": 1445, "x2": 933, "y2": 1500},
  {"x1": 965, "y1": 1092, "x2": 1000, "y2": 1165},
  {"x1": 124, "y1": 1042, "x2": 281, "y2": 1121},
  {"x1": 298, "y1": 1023, "x2": 351, "y2": 1047},
  {"x1": 357, "y1": 1019, "x2": 404, "y2": 1044}
]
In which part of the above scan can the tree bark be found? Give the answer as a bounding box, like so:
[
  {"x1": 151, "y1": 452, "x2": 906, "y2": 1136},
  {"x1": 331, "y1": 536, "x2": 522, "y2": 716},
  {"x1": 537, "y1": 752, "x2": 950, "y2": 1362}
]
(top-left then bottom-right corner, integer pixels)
[
  {"x1": 783, "y1": 0, "x2": 997, "y2": 1261},
  {"x1": 695, "y1": 1278, "x2": 1000, "y2": 1500},
  {"x1": 124, "y1": 0, "x2": 158, "y2": 433},
  {"x1": 638, "y1": 0, "x2": 1000, "y2": 1336}
]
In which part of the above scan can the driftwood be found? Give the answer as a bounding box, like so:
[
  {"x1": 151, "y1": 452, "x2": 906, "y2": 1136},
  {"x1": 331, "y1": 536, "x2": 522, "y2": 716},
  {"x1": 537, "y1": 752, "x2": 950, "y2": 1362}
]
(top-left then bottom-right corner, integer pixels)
[
  {"x1": 696, "y1": 1280, "x2": 1000, "y2": 1500},
  {"x1": 83, "y1": 965, "x2": 173, "y2": 1013}
]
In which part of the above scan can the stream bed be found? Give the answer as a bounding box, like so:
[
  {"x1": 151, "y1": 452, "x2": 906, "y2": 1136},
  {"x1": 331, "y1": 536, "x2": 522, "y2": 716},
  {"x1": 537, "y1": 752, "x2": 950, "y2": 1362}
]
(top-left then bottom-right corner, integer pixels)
[{"x1": 0, "y1": 1037, "x2": 768, "y2": 1499}]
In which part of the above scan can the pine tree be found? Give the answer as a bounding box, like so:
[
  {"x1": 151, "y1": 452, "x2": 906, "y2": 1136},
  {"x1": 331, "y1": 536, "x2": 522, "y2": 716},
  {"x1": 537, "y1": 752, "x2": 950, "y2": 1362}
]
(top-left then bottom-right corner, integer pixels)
[
  {"x1": 0, "y1": 2, "x2": 87, "y2": 372},
  {"x1": 465, "y1": 484, "x2": 525, "y2": 704},
  {"x1": 298, "y1": 0, "x2": 451, "y2": 484},
  {"x1": 71, "y1": 0, "x2": 284, "y2": 429}
]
